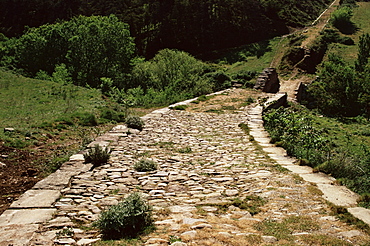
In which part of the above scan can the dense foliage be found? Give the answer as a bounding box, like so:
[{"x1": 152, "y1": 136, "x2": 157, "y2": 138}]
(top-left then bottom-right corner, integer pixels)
[
  {"x1": 1, "y1": 15, "x2": 135, "y2": 88},
  {"x1": 306, "y1": 33, "x2": 370, "y2": 117},
  {"x1": 0, "y1": 0, "x2": 332, "y2": 58}
]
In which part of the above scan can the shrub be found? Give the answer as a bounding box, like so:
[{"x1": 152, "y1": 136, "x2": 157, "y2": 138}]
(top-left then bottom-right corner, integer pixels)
[
  {"x1": 83, "y1": 144, "x2": 111, "y2": 168},
  {"x1": 126, "y1": 115, "x2": 145, "y2": 130},
  {"x1": 134, "y1": 159, "x2": 158, "y2": 172},
  {"x1": 330, "y1": 6, "x2": 353, "y2": 30},
  {"x1": 93, "y1": 192, "x2": 153, "y2": 239}
]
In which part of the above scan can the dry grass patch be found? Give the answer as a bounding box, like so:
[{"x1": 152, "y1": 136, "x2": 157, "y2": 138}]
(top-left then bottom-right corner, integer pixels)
[
  {"x1": 186, "y1": 88, "x2": 266, "y2": 113},
  {"x1": 254, "y1": 216, "x2": 320, "y2": 242},
  {"x1": 299, "y1": 234, "x2": 352, "y2": 246}
]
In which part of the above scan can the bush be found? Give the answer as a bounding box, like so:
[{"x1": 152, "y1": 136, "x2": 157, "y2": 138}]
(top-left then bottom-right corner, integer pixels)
[
  {"x1": 93, "y1": 192, "x2": 153, "y2": 239},
  {"x1": 83, "y1": 144, "x2": 111, "y2": 168},
  {"x1": 125, "y1": 115, "x2": 145, "y2": 130},
  {"x1": 330, "y1": 6, "x2": 353, "y2": 30},
  {"x1": 134, "y1": 159, "x2": 158, "y2": 172}
]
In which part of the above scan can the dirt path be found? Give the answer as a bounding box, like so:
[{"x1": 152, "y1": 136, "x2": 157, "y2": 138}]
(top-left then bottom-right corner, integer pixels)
[{"x1": 277, "y1": 0, "x2": 341, "y2": 101}]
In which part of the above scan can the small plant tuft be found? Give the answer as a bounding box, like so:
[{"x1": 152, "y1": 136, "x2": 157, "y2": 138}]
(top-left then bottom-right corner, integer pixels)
[
  {"x1": 170, "y1": 105, "x2": 188, "y2": 110},
  {"x1": 93, "y1": 192, "x2": 153, "y2": 239},
  {"x1": 83, "y1": 144, "x2": 111, "y2": 168},
  {"x1": 134, "y1": 159, "x2": 158, "y2": 172},
  {"x1": 126, "y1": 115, "x2": 145, "y2": 130}
]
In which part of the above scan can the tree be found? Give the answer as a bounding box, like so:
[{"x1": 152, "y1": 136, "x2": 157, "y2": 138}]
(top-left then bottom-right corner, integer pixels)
[
  {"x1": 12, "y1": 15, "x2": 135, "y2": 88},
  {"x1": 308, "y1": 54, "x2": 360, "y2": 116},
  {"x1": 355, "y1": 33, "x2": 370, "y2": 72}
]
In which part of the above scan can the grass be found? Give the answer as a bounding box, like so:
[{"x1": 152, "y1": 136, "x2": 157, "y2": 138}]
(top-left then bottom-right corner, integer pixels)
[
  {"x1": 0, "y1": 68, "x2": 103, "y2": 128},
  {"x1": 327, "y1": 2, "x2": 370, "y2": 65},
  {"x1": 254, "y1": 216, "x2": 320, "y2": 241},
  {"x1": 220, "y1": 37, "x2": 286, "y2": 74},
  {"x1": 0, "y1": 68, "x2": 117, "y2": 176}
]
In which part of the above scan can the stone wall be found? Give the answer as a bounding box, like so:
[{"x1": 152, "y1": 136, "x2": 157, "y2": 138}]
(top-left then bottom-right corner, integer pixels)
[{"x1": 254, "y1": 68, "x2": 280, "y2": 93}]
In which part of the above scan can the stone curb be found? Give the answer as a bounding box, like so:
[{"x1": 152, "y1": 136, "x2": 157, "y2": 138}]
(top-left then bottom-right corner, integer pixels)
[{"x1": 247, "y1": 92, "x2": 370, "y2": 226}]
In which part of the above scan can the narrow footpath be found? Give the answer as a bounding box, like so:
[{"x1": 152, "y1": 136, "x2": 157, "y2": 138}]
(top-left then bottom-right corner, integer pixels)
[{"x1": 1, "y1": 88, "x2": 369, "y2": 245}]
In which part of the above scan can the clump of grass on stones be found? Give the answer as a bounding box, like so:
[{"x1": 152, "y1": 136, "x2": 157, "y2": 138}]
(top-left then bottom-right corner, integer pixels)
[
  {"x1": 83, "y1": 144, "x2": 111, "y2": 168},
  {"x1": 134, "y1": 159, "x2": 158, "y2": 172},
  {"x1": 93, "y1": 192, "x2": 154, "y2": 239},
  {"x1": 126, "y1": 115, "x2": 145, "y2": 130}
]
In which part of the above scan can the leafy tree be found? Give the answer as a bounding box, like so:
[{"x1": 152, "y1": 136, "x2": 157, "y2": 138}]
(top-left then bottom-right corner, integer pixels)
[
  {"x1": 308, "y1": 54, "x2": 360, "y2": 116},
  {"x1": 355, "y1": 33, "x2": 370, "y2": 72},
  {"x1": 131, "y1": 49, "x2": 212, "y2": 93},
  {"x1": 10, "y1": 15, "x2": 135, "y2": 88}
]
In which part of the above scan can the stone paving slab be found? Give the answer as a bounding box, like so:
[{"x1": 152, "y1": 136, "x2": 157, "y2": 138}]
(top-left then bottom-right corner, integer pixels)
[
  {"x1": 9, "y1": 190, "x2": 60, "y2": 208},
  {"x1": 348, "y1": 207, "x2": 370, "y2": 225},
  {"x1": 281, "y1": 164, "x2": 313, "y2": 174},
  {"x1": 317, "y1": 183, "x2": 360, "y2": 207},
  {"x1": 0, "y1": 224, "x2": 40, "y2": 246},
  {"x1": 299, "y1": 172, "x2": 336, "y2": 184},
  {"x1": 0, "y1": 209, "x2": 56, "y2": 225}
]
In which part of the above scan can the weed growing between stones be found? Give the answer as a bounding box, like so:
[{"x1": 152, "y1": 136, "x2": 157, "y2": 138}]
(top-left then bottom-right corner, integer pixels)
[
  {"x1": 125, "y1": 115, "x2": 145, "y2": 131},
  {"x1": 93, "y1": 192, "x2": 154, "y2": 240},
  {"x1": 177, "y1": 146, "x2": 192, "y2": 153},
  {"x1": 134, "y1": 159, "x2": 158, "y2": 172},
  {"x1": 83, "y1": 144, "x2": 111, "y2": 168}
]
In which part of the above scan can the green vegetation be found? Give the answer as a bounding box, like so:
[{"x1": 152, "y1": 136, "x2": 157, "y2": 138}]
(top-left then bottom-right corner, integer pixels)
[
  {"x1": 125, "y1": 115, "x2": 145, "y2": 131},
  {"x1": 83, "y1": 144, "x2": 111, "y2": 169},
  {"x1": 231, "y1": 195, "x2": 267, "y2": 215},
  {"x1": 93, "y1": 192, "x2": 153, "y2": 239},
  {"x1": 1, "y1": 15, "x2": 135, "y2": 88},
  {"x1": 263, "y1": 105, "x2": 370, "y2": 204},
  {"x1": 0, "y1": 0, "x2": 331, "y2": 58},
  {"x1": 133, "y1": 159, "x2": 158, "y2": 172}
]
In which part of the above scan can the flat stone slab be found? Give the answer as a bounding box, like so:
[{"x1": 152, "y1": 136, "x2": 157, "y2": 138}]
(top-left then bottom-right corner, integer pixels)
[
  {"x1": 263, "y1": 147, "x2": 287, "y2": 155},
  {"x1": 0, "y1": 224, "x2": 39, "y2": 245},
  {"x1": 0, "y1": 209, "x2": 56, "y2": 225},
  {"x1": 69, "y1": 154, "x2": 85, "y2": 161},
  {"x1": 348, "y1": 207, "x2": 370, "y2": 225},
  {"x1": 317, "y1": 183, "x2": 359, "y2": 207},
  {"x1": 282, "y1": 165, "x2": 313, "y2": 174},
  {"x1": 33, "y1": 170, "x2": 79, "y2": 190},
  {"x1": 10, "y1": 190, "x2": 60, "y2": 208},
  {"x1": 299, "y1": 173, "x2": 336, "y2": 184}
]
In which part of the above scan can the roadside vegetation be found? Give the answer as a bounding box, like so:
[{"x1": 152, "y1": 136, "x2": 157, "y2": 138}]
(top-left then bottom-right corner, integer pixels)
[{"x1": 264, "y1": 0, "x2": 370, "y2": 208}]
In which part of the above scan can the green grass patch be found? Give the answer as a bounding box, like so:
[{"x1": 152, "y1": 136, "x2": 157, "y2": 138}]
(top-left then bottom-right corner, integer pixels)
[
  {"x1": 327, "y1": 2, "x2": 370, "y2": 65},
  {"x1": 169, "y1": 105, "x2": 188, "y2": 110},
  {"x1": 0, "y1": 68, "x2": 104, "y2": 129}
]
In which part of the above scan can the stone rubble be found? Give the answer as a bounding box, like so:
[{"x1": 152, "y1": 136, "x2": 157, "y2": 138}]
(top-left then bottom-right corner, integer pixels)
[{"x1": 1, "y1": 88, "x2": 369, "y2": 245}]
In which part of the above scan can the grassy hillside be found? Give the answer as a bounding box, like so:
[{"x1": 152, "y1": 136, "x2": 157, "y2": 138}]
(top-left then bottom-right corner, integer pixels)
[
  {"x1": 327, "y1": 2, "x2": 370, "y2": 65},
  {"x1": 0, "y1": 68, "x2": 104, "y2": 129}
]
